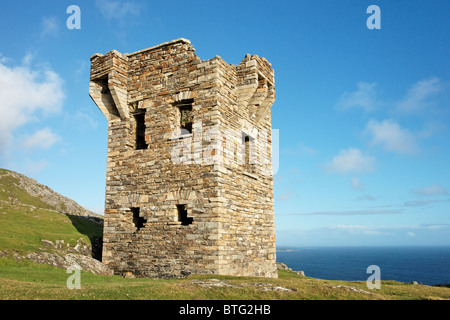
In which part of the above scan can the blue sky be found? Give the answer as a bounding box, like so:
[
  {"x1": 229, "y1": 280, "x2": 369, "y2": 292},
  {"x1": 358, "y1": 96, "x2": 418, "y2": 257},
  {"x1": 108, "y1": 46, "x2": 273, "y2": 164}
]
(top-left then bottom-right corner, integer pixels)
[{"x1": 1, "y1": 0, "x2": 449, "y2": 247}]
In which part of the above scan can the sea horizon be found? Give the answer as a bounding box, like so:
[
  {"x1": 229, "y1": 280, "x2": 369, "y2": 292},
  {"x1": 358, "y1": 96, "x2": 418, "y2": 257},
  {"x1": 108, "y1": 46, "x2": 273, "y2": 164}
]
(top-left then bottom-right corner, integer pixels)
[{"x1": 275, "y1": 245, "x2": 450, "y2": 286}]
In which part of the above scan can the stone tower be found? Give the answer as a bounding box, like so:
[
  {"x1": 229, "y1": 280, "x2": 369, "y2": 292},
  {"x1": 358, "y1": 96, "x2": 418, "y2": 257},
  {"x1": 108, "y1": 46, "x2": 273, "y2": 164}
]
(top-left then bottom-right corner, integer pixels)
[{"x1": 89, "y1": 39, "x2": 277, "y2": 278}]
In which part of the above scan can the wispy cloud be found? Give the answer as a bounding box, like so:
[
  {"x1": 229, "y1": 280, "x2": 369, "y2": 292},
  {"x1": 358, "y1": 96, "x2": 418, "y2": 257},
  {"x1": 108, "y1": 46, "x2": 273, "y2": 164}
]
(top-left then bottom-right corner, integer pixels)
[
  {"x1": 276, "y1": 223, "x2": 450, "y2": 246},
  {"x1": 411, "y1": 184, "x2": 449, "y2": 197},
  {"x1": 95, "y1": 0, "x2": 142, "y2": 25},
  {"x1": 40, "y1": 16, "x2": 60, "y2": 38},
  {"x1": 325, "y1": 223, "x2": 450, "y2": 236},
  {"x1": 281, "y1": 141, "x2": 318, "y2": 156},
  {"x1": 277, "y1": 209, "x2": 401, "y2": 216},
  {"x1": 357, "y1": 194, "x2": 378, "y2": 201},
  {"x1": 275, "y1": 192, "x2": 296, "y2": 202},
  {"x1": 418, "y1": 121, "x2": 447, "y2": 139},
  {"x1": 350, "y1": 177, "x2": 364, "y2": 191},
  {"x1": 337, "y1": 77, "x2": 446, "y2": 116},
  {"x1": 396, "y1": 76, "x2": 443, "y2": 114},
  {"x1": 20, "y1": 159, "x2": 49, "y2": 176},
  {"x1": 403, "y1": 199, "x2": 450, "y2": 207},
  {"x1": 95, "y1": 0, "x2": 144, "y2": 43},
  {"x1": 336, "y1": 82, "x2": 379, "y2": 112},
  {"x1": 0, "y1": 53, "x2": 8, "y2": 64},
  {"x1": 365, "y1": 119, "x2": 419, "y2": 155},
  {"x1": 325, "y1": 148, "x2": 375, "y2": 174}
]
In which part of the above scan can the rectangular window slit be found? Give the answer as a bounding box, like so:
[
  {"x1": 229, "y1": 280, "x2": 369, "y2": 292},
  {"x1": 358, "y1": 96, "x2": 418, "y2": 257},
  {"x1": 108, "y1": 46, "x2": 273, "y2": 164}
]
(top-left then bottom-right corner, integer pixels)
[
  {"x1": 134, "y1": 112, "x2": 148, "y2": 150},
  {"x1": 242, "y1": 133, "x2": 255, "y2": 172},
  {"x1": 244, "y1": 135, "x2": 250, "y2": 167},
  {"x1": 175, "y1": 99, "x2": 193, "y2": 134}
]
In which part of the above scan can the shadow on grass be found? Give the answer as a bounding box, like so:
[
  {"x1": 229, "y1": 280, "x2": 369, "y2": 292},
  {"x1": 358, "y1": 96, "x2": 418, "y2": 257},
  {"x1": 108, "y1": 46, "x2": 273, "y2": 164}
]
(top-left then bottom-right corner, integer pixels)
[{"x1": 66, "y1": 214, "x2": 104, "y2": 261}]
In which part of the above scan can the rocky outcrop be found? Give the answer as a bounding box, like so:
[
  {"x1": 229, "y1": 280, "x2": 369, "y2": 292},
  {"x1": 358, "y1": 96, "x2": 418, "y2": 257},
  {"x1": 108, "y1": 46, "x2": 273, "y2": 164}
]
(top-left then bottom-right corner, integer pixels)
[
  {"x1": 25, "y1": 251, "x2": 113, "y2": 276},
  {"x1": 22, "y1": 239, "x2": 113, "y2": 275},
  {"x1": 276, "y1": 262, "x2": 305, "y2": 276}
]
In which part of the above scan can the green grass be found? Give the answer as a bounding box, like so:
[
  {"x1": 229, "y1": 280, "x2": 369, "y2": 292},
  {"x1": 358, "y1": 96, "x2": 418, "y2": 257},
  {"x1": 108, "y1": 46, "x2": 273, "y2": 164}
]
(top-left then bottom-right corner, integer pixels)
[
  {"x1": 0, "y1": 169, "x2": 101, "y2": 253},
  {"x1": 1, "y1": 256, "x2": 449, "y2": 300},
  {"x1": 0, "y1": 207, "x2": 94, "y2": 253}
]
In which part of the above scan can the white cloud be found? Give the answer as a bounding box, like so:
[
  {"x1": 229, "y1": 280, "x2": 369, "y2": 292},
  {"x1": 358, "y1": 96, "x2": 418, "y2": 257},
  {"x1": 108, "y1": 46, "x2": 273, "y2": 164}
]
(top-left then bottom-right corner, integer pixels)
[
  {"x1": 325, "y1": 148, "x2": 375, "y2": 174},
  {"x1": 412, "y1": 184, "x2": 448, "y2": 197},
  {"x1": 396, "y1": 77, "x2": 443, "y2": 114},
  {"x1": 0, "y1": 57, "x2": 64, "y2": 157},
  {"x1": 21, "y1": 128, "x2": 60, "y2": 150},
  {"x1": 95, "y1": 0, "x2": 141, "y2": 22},
  {"x1": 40, "y1": 16, "x2": 59, "y2": 37},
  {"x1": 336, "y1": 82, "x2": 379, "y2": 112},
  {"x1": 365, "y1": 119, "x2": 419, "y2": 155}
]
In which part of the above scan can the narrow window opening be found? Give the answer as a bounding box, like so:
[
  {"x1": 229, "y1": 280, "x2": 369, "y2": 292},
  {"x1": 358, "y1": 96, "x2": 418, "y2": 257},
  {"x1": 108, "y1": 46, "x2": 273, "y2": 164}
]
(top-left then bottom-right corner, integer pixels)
[
  {"x1": 134, "y1": 112, "x2": 148, "y2": 150},
  {"x1": 175, "y1": 99, "x2": 193, "y2": 134},
  {"x1": 131, "y1": 207, "x2": 146, "y2": 231},
  {"x1": 177, "y1": 204, "x2": 193, "y2": 226},
  {"x1": 244, "y1": 135, "x2": 250, "y2": 167},
  {"x1": 242, "y1": 133, "x2": 255, "y2": 172}
]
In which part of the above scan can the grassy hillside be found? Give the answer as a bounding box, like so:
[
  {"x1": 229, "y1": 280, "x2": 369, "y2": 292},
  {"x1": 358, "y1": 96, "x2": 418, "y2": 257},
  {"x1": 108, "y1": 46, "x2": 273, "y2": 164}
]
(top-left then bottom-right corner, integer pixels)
[
  {"x1": 0, "y1": 168, "x2": 449, "y2": 301},
  {"x1": 0, "y1": 168, "x2": 102, "y2": 254}
]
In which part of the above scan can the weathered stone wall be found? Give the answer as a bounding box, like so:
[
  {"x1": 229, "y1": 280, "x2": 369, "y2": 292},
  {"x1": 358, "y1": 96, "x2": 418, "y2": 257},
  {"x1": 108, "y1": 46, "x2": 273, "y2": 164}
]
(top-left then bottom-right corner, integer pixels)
[{"x1": 90, "y1": 39, "x2": 277, "y2": 278}]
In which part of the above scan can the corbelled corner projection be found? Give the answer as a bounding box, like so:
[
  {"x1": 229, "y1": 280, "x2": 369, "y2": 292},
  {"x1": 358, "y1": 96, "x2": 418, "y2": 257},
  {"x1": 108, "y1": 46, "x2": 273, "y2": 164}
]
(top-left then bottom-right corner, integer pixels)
[{"x1": 89, "y1": 39, "x2": 277, "y2": 278}]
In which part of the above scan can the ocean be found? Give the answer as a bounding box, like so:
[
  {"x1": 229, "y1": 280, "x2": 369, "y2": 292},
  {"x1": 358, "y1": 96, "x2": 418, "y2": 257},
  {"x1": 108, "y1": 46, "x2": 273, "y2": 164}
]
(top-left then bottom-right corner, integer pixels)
[{"x1": 275, "y1": 246, "x2": 450, "y2": 286}]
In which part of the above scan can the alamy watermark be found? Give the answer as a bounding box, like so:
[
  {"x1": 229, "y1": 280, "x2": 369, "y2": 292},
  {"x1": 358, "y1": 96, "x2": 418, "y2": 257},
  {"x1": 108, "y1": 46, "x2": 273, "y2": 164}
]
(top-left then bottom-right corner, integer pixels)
[
  {"x1": 66, "y1": 265, "x2": 81, "y2": 290},
  {"x1": 366, "y1": 265, "x2": 381, "y2": 289},
  {"x1": 170, "y1": 121, "x2": 279, "y2": 176},
  {"x1": 66, "y1": 5, "x2": 81, "y2": 30},
  {"x1": 367, "y1": 5, "x2": 381, "y2": 30}
]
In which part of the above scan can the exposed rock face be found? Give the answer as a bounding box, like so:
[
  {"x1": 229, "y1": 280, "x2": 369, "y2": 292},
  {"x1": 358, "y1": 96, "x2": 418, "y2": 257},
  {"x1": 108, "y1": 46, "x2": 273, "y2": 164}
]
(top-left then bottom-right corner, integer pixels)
[{"x1": 3, "y1": 170, "x2": 102, "y2": 219}]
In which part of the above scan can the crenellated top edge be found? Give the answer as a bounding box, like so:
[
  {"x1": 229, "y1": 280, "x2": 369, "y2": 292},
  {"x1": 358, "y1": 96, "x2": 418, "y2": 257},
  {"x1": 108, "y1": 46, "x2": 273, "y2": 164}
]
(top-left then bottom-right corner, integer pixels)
[{"x1": 124, "y1": 38, "x2": 192, "y2": 57}]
